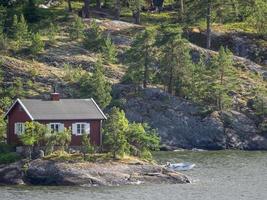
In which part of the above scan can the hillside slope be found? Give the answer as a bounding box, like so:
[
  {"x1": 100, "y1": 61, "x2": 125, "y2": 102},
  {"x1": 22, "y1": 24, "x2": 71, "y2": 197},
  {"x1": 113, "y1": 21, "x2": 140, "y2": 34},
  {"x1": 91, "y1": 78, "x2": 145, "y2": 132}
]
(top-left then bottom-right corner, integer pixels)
[{"x1": 1, "y1": 18, "x2": 266, "y2": 150}]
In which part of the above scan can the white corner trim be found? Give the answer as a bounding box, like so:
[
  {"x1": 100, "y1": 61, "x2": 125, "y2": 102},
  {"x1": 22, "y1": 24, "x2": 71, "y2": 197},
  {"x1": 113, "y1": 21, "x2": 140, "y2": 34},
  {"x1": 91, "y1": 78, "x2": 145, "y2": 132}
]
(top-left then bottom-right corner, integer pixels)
[
  {"x1": 4, "y1": 98, "x2": 34, "y2": 120},
  {"x1": 90, "y1": 98, "x2": 107, "y2": 120}
]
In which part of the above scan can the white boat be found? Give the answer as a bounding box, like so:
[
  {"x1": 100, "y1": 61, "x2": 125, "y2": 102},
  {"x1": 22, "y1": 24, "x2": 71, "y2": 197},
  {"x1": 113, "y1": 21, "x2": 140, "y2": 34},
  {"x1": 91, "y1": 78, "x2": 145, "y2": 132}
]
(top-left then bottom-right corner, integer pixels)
[{"x1": 165, "y1": 162, "x2": 196, "y2": 171}]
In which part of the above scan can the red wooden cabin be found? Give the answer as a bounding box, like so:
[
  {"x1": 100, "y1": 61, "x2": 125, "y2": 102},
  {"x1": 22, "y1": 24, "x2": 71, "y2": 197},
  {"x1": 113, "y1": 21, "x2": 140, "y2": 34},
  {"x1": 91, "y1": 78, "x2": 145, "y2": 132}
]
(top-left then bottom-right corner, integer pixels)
[{"x1": 4, "y1": 93, "x2": 106, "y2": 146}]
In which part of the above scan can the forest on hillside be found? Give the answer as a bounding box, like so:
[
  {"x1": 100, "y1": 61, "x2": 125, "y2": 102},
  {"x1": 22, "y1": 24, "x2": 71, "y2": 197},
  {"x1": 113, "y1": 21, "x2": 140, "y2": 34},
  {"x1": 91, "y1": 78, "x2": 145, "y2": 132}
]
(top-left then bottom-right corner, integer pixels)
[{"x1": 0, "y1": 0, "x2": 266, "y2": 148}]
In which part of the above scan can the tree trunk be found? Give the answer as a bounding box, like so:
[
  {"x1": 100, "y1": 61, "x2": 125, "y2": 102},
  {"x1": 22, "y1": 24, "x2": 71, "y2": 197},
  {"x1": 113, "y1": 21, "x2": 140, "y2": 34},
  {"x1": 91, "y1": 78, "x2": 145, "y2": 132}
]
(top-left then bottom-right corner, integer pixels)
[
  {"x1": 143, "y1": 46, "x2": 149, "y2": 88},
  {"x1": 168, "y1": 66, "x2": 174, "y2": 94},
  {"x1": 133, "y1": 10, "x2": 140, "y2": 24},
  {"x1": 115, "y1": 0, "x2": 120, "y2": 20},
  {"x1": 219, "y1": 66, "x2": 224, "y2": 110},
  {"x1": 84, "y1": 0, "x2": 90, "y2": 18},
  {"x1": 231, "y1": 0, "x2": 239, "y2": 21},
  {"x1": 67, "y1": 0, "x2": 72, "y2": 12},
  {"x1": 96, "y1": 0, "x2": 101, "y2": 9},
  {"x1": 180, "y1": 0, "x2": 184, "y2": 21},
  {"x1": 206, "y1": 0, "x2": 211, "y2": 49}
]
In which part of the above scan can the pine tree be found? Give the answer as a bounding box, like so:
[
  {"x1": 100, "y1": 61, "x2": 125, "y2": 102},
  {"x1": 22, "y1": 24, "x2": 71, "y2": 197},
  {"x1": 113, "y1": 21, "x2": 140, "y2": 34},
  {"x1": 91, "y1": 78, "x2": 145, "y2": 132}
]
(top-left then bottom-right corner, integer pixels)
[
  {"x1": 156, "y1": 26, "x2": 194, "y2": 95},
  {"x1": 69, "y1": 15, "x2": 85, "y2": 40},
  {"x1": 126, "y1": 122, "x2": 160, "y2": 159},
  {"x1": 30, "y1": 32, "x2": 45, "y2": 54},
  {"x1": 10, "y1": 15, "x2": 18, "y2": 39},
  {"x1": 0, "y1": 26, "x2": 8, "y2": 51},
  {"x1": 187, "y1": 57, "x2": 210, "y2": 105},
  {"x1": 0, "y1": 115, "x2": 6, "y2": 142},
  {"x1": 128, "y1": 0, "x2": 144, "y2": 24},
  {"x1": 19, "y1": 122, "x2": 39, "y2": 159},
  {"x1": 47, "y1": 23, "x2": 58, "y2": 44},
  {"x1": 56, "y1": 128, "x2": 72, "y2": 152},
  {"x1": 83, "y1": 20, "x2": 104, "y2": 51},
  {"x1": 248, "y1": 0, "x2": 267, "y2": 34},
  {"x1": 124, "y1": 28, "x2": 156, "y2": 88},
  {"x1": 81, "y1": 133, "x2": 94, "y2": 160},
  {"x1": 80, "y1": 58, "x2": 112, "y2": 108},
  {"x1": 102, "y1": 35, "x2": 117, "y2": 64},
  {"x1": 103, "y1": 107, "x2": 129, "y2": 158},
  {"x1": 210, "y1": 46, "x2": 236, "y2": 110},
  {"x1": 11, "y1": 14, "x2": 29, "y2": 49}
]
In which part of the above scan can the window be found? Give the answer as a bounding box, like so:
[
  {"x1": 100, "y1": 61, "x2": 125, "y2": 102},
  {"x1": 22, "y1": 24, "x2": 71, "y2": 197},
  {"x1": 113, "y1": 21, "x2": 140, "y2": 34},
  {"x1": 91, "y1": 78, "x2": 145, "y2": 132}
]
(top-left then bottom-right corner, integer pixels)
[
  {"x1": 49, "y1": 123, "x2": 62, "y2": 133},
  {"x1": 73, "y1": 123, "x2": 90, "y2": 135},
  {"x1": 15, "y1": 123, "x2": 24, "y2": 135}
]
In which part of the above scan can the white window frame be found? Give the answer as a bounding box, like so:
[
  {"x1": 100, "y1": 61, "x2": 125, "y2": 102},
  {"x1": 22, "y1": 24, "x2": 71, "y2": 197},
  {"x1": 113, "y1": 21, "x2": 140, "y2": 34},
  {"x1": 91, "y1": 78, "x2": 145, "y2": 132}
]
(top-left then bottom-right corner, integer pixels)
[
  {"x1": 49, "y1": 123, "x2": 61, "y2": 133},
  {"x1": 73, "y1": 123, "x2": 90, "y2": 135},
  {"x1": 15, "y1": 123, "x2": 24, "y2": 135}
]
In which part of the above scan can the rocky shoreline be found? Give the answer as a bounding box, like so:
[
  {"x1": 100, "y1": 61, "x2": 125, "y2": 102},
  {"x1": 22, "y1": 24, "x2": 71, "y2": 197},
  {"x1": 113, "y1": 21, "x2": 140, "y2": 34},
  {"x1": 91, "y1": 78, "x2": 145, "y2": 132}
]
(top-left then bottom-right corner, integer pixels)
[{"x1": 0, "y1": 159, "x2": 190, "y2": 186}]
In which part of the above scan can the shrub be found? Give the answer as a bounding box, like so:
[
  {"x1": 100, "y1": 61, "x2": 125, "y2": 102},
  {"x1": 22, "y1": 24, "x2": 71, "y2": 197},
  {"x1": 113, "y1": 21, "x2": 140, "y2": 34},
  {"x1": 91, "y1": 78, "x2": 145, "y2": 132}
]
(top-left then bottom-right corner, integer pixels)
[
  {"x1": 103, "y1": 107, "x2": 129, "y2": 158},
  {"x1": 79, "y1": 58, "x2": 112, "y2": 109},
  {"x1": 0, "y1": 97, "x2": 12, "y2": 112},
  {"x1": 0, "y1": 152, "x2": 20, "y2": 164},
  {"x1": 0, "y1": 143, "x2": 15, "y2": 153},
  {"x1": 19, "y1": 121, "x2": 47, "y2": 159},
  {"x1": 63, "y1": 64, "x2": 85, "y2": 83},
  {"x1": 0, "y1": 27, "x2": 8, "y2": 51},
  {"x1": 102, "y1": 35, "x2": 117, "y2": 64},
  {"x1": 69, "y1": 15, "x2": 85, "y2": 40},
  {"x1": 30, "y1": 32, "x2": 44, "y2": 54},
  {"x1": 0, "y1": 116, "x2": 6, "y2": 142},
  {"x1": 126, "y1": 122, "x2": 160, "y2": 159},
  {"x1": 83, "y1": 20, "x2": 104, "y2": 51},
  {"x1": 11, "y1": 14, "x2": 29, "y2": 49},
  {"x1": 81, "y1": 133, "x2": 94, "y2": 160},
  {"x1": 47, "y1": 23, "x2": 59, "y2": 44},
  {"x1": 55, "y1": 128, "x2": 72, "y2": 151}
]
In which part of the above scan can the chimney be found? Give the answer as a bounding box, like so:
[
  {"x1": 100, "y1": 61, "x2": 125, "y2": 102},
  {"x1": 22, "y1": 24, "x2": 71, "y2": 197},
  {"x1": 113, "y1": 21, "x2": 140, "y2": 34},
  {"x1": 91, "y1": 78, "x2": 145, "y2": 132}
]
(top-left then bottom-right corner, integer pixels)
[
  {"x1": 50, "y1": 85, "x2": 60, "y2": 101},
  {"x1": 51, "y1": 93, "x2": 60, "y2": 101}
]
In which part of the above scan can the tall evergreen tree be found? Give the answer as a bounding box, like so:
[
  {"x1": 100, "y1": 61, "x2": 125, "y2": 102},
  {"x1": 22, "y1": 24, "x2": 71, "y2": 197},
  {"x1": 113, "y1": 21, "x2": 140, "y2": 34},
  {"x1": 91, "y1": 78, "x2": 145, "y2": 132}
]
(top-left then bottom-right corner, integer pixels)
[
  {"x1": 124, "y1": 28, "x2": 156, "y2": 88},
  {"x1": 83, "y1": 0, "x2": 90, "y2": 18},
  {"x1": 156, "y1": 26, "x2": 193, "y2": 95},
  {"x1": 80, "y1": 58, "x2": 112, "y2": 108},
  {"x1": 129, "y1": 0, "x2": 144, "y2": 24},
  {"x1": 248, "y1": 0, "x2": 267, "y2": 34},
  {"x1": 69, "y1": 15, "x2": 85, "y2": 40},
  {"x1": 210, "y1": 46, "x2": 236, "y2": 110},
  {"x1": 11, "y1": 14, "x2": 29, "y2": 49},
  {"x1": 103, "y1": 107, "x2": 129, "y2": 158},
  {"x1": 126, "y1": 122, "x2": 160, "y2": 159}
]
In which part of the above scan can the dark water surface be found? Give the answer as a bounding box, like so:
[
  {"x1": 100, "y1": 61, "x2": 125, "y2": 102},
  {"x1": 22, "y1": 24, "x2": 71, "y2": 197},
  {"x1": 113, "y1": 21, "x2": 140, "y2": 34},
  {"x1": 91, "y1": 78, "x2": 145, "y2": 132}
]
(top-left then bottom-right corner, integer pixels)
[{"x1": 1, "y1": 150, "x2": 267, "y2": 200}]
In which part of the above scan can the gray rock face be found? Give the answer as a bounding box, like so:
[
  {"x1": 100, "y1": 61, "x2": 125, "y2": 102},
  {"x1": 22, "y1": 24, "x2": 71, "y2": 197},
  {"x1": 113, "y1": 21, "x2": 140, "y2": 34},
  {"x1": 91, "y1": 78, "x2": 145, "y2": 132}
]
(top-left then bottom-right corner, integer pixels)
[
  {"x1": 25, "y1": 159, "x2": 189, "y2": 186},
  {"x1": 0, "y1": 161, "x2": 25, "y2": 185},
  {"x1": 114, "y1": 84, "x2": 267, "y2": 150},
  {"x1": 186, "y1": 30, "x2": 267, "y2": 67}
]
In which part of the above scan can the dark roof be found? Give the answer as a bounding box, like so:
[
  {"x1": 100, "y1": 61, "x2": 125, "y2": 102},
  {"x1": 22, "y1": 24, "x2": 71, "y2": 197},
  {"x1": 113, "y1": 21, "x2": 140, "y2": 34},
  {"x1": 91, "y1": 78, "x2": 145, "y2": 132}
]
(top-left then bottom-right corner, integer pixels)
[{"x1": 5, "y1": 98, "x2": 107, "y2": 120}]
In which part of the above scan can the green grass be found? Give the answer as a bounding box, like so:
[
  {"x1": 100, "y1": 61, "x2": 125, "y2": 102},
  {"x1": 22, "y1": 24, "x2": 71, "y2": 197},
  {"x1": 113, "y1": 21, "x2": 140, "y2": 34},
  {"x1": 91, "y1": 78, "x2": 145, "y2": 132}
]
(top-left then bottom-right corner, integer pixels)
[
  {"x1": 0, "y1": 152, "x2": 20, "y2": 164},
  {"x1": 43, "y1": 150, "x2": 113, "y2": 162}
]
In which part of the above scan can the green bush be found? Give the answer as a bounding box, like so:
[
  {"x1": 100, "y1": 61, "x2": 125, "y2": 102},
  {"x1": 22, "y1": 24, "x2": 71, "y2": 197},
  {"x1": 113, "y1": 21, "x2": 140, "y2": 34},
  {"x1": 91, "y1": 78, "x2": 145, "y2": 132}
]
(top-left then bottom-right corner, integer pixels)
[
  {"x1": 30, "y1": 32, "x2": 44, "y2": 54},
  {"x1": 0, "y1": 152, "x2": 20, "y2": 164},
  {"x1": 83, "y1": 20, "x2": 104, "y2": 52},
  {"x1": 102, "y1": 35, "x2": 117, "y2": 64},
  {"x1": 0, "y1": 27, "x2": 8, "y2": 51},
  {"x1": 11, "y1": 14, "x2": 29, "y2": 49},
  {"x1": 0, "y1": 143, "x2": 15, "y2": 153},
  {"x1": 69, "y1": 15, "x2": 85, "y2": 40},
  {"x1": 47, "y1": 23, "x2": 59, "y2": 44}
]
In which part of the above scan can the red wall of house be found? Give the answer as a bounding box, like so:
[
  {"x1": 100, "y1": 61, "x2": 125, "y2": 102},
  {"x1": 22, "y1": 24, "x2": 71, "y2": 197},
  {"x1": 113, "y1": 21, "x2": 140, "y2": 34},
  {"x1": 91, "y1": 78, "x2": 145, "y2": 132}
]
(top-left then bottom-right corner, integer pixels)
[
  {"x1": 38, "y1": 119, "x2": 102, "y2": 146},
  {"x1": 7, "y1": 102, "x2": 31, "y2": 145},
  {"x1": 7, "y1": 102, "x2": 102, "y2": 146}
]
